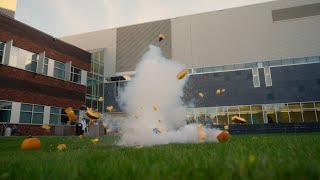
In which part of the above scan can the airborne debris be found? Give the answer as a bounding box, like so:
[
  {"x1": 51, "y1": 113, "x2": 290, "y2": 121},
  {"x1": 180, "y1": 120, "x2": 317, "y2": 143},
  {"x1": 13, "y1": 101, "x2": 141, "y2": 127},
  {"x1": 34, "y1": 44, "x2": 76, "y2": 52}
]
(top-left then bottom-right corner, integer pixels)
[
  {"x1": 64, "y1": 107, "x2": 77, "y2": 122},
  {"x1": 57, "y1": 144, "x2": 67, "y2": 151},
  {"x1": 106, "y1": 106, "x2": 113, "y2": 112},
  {"x1": 198, "y1": 92, "x2": 204, "y2": 98},
  {"x1": 176, "y1": 69, "x2": 188, "y2": 80},
  {"x1": 158, "y1": 34, "x2": 165, "y2": 42},
  {"x1": 98, "y1": 97, "x2": 104, "y2": 102}
]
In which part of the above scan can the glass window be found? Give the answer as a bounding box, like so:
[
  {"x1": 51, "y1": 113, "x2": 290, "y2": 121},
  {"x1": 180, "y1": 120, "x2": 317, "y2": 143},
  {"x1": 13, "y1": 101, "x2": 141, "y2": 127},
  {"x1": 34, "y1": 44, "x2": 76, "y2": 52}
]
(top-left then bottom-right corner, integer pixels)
[
  {"x1": 224, "y1": 64, "x2": 235, "y2": 71},
  {"x1": 289, "y1": 111, "x2": 302, "y2": 123},
  {"x1": 186, "y1": 109, "x2": 195, "y2": 124},
  {"x1": 0, "y1": 42, "x2": 4, "y2": 64},
  {"x1": 240, "y1": 105, "x2": 251, "y2": 111},
  {"x1": 301, "y1": 102, "x2": 315, "y2": 109},
  {"x1": 234, "y1": 64, "x2": 246, "y2": 69},
  {"x1": 269, "y1": 60, "x2": 282, "y2": 66},
  {"x1": 19, "y1": 103, "x2": 44, "y2": 124},
  {"x1": 239, "y1": 112, "x2": 252, "y2": 124},
  {"x1": 60, "y1": 110, "x2": 69, "y2": 125},
  {"x1": 282, "y1": 59, "x2": 293, "y2": 65},
  {"x1": 25, "y1": 53, "x2": 38, "y2": 72},
  {"x1": 21, "y1": 104, "x2": 32, "y2": 111},
  {"x1": 213, "y1": 66, "x2": 224, "y2": 72},
  {"x1": 43, "y1": 58, "x2": 49, "y2": 75},
  {"x1": 217, "y1": 107, "x2": 228, "y2": 125},
  {"x1": 303, "y1": 109, "x2": 317, "y2": 122},
  {"x1": 306, "y1": 56, "x2": 319, "y2": 63},
  {"x1": 293, "y1": 57, "x2": 306, "y2": 64},
  {"x1": 202, "y1": 67, "x2": 214, "y2": 73},
  {"x1": 20, "y1": 112, "x2": 32, "y2": 123},
  {"x1": 206, "y1": 107, "x2": 218, "y2": 125},
  {"x1": 262, "y1": 61, "x2": 269, "y2": 67},
  {"x1": 251, "y1": 112, "x2": 264, "y2": 124},
  {"x1": 70, "y1": 66, "x2": 82, "y2": 84},
  {"x1": 194, "y1": 68, "x2": 203, "y2": 73},
  {"x1": 251, "y1": 105, "x2": 262, "y2": 111},
  {"x1": 54, "y1": 61, "x2": 65, "y2": 79},
  {"x1": 288, "y1": 103, "x2": 301, "y2": 110},
  {"x1": 0, "y1": 101, "x2": 12, "y2": 122},
  {"x1": 275, "y1": 103, "x2": 289, "y2": 123}
]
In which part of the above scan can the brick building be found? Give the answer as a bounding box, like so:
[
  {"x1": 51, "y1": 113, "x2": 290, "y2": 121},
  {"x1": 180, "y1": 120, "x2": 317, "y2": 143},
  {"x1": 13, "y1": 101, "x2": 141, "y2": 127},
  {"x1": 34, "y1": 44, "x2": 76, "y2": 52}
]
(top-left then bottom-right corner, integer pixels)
[{"x1": 0, "y1": 13, "x2": 90, "y2": 135}]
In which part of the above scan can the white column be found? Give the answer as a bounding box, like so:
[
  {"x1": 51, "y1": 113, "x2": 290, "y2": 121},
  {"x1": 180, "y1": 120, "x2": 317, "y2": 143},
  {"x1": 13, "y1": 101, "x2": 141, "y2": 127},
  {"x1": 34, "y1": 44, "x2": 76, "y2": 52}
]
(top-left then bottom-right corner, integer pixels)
[
  {"x1": 81, "y1": 70, "x2": 87, "y2": 86},
  {"x1": 64, "y1": 61, "x2": 72, "y2": 81},
  {"x1": 48, "y1": 59, "x2": 54, "y2": 77},
  {"x1": 3, "y1": 39, "x2": 13, "y2": 65},
  {"x1": 10, "y1": 102, "x2": 21, "y2": 124},
  {"x1": 43, "y1": 106, "x2": 50, "y2": 124}
]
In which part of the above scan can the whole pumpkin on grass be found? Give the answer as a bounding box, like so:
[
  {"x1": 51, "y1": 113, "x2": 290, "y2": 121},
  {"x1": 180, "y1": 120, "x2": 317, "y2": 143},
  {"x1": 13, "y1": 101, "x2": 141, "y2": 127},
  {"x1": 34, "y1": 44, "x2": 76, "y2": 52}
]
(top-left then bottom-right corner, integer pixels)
[
  {"x1": 216, "y1": 130, "x2": 230, "y2": 142},
  {"x1": 21, "y1": 136, "x2": 41, "y2": 150}
]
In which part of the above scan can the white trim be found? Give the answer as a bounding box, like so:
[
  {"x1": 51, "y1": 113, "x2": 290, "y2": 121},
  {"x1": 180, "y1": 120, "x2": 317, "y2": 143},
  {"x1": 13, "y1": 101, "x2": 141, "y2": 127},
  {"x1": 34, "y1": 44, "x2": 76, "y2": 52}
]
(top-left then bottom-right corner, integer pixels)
[
  {"x1": 10, "y1": 102, "x2": 21, "y2": 123},
  {"x1": 3, "y1": 40, "x2": 13, "y2": 65},
  {"x1": 43, "y1": 106, "x2": 50, "y2": 124},
  {"x1": 48, "y1": 58, "x2": 54, "y2": 77},
  {"x1": 81, "y1": 70, "x2": 87, "y2": 86}
]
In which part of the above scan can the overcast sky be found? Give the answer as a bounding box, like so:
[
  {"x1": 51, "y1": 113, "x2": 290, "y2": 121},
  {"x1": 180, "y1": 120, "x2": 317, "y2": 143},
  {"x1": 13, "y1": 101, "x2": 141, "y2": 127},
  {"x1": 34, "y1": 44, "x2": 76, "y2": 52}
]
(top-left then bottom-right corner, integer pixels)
[{"x1": 15, "y1": 0, "x2": 274, "y2": 37}]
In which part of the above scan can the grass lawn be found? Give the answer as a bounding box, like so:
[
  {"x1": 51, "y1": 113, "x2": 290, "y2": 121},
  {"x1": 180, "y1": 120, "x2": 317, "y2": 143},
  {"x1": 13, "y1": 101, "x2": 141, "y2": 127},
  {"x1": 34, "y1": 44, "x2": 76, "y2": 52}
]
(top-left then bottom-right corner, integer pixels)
[{"x1": 0, "y1": 133, "x2": 319, "y2": 180}]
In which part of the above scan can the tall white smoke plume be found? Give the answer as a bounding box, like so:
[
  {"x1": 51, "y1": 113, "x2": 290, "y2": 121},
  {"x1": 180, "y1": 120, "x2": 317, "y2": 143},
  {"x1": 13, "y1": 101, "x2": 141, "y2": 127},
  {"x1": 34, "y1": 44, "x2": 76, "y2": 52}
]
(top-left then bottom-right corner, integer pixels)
[{"x1": 117, "y1": 45, "x2": 222, "y2": 146}]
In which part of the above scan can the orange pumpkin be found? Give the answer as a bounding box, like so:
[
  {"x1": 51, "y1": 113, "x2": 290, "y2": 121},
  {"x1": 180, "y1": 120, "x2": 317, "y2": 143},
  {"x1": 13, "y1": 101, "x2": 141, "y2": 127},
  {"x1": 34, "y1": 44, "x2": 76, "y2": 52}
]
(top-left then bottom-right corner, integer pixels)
[
  {"x1": 21, "y1": 137, "x2": 41, "y2": 150},
  {"x1": 216, "y1": 130, "x2": 230, "y2": 142}
]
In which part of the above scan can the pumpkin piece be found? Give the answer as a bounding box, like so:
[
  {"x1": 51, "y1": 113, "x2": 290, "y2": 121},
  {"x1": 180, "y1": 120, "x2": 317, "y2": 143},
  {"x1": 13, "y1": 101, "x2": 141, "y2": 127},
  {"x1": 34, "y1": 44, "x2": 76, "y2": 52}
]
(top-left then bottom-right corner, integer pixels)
[
  {"x1": 21, "y1": 137, "x2": 41, "y2": 150},
  {"x1": 216, "y1": 130, "x2": 230, "y2": 142},
  {"x1": 176, "y1": 69, "x2": 188, "y2": 80}
]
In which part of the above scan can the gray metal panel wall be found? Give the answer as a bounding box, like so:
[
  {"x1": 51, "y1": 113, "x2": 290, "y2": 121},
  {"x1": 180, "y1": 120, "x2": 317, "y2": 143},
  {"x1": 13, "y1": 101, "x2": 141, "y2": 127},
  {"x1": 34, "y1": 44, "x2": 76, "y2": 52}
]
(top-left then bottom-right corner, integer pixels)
[
  {"x1": 116, "y1": 19, "x2": 171, "y2": 73},
  {"x1": 272, "y1": 3, "x2": 320, "y2": 21}
]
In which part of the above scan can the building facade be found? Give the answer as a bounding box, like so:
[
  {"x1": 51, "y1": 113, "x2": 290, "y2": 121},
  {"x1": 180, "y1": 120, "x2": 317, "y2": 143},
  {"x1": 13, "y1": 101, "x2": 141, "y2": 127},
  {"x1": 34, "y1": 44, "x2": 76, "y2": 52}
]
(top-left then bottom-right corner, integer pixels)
[
  {"x1": 0, "y1": 13, "x2": 90, "y2": 135},
  {"x1": 61, "y1": 0, "x2": 320, "y2": 124}
]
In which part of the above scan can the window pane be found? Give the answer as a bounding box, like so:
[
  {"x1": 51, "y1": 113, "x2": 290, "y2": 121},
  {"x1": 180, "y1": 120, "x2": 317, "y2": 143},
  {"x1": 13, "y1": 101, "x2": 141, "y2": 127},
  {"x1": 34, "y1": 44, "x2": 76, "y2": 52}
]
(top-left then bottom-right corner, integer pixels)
[
  {"x1": 288, "y1": 103, "x2": 301, "y2": 110},
  {"x1": 20, "y1": 112, "x2": 32, "y2": 123},
  {"x1": 315, "y1": 102, "x2": 320, "y2": 110},
  {"x1": 54, "y1": 61, "x2": 65, "y2": 69},
  {"x1": 306, "y1": 56, "x2": 319, "y2": 63},
  {"x1": 0, "y1": 110, "x2": 11, "y2": 122},
  {"x1": 44, "y1": 58, "x2": 49, "y2": 64},
  {"x1": 251, "y1": 105, "x2": 262, "y2": 111},
  {"x1": 251, "y1": 112, "x2": 264, "y2": 124},
  {"x1": 73, "y1": 74, "x2": 81, "y2": 83},
  {"x1": 301, "y1": 102, "x2": 315, "y2": 109},
  {"x1": 239, "y1": 112, "x2": 251, "y2": 124},
  {"x1": 34, "y1": 105, "x2": 44, "y2": 113},
  {"x1": 73, "y1": 67, "x2": 81, "y2": 74},
  {"x1": 49, "y1": 114, "x2": 60, "y2": 125},
  {"x1": 224, "y1": 64, "x2": 235, "y2": 70},
  {"x1": 303, "y1": 110, "x2": 317, "y2": 122},
  {"x1": 50, "y1": 107, "x2": 61, "y2": 114},
  {"x1": 54, "y1": 69, "x2": 65, "y2": 79},
  {"x1": 266, "y1": 112, "x2": 276, "y2": 123},
  {"x1": 213, "y1": 66, "x2": 224, "y2": 72},
  {"x1": 234, "y1": 64, "x2": 246, "y2": 69},
  {"x1": 217, "y1": 114, "x2": 228, "y2": 125},
  {"x1": 32, "y1": 113, "x2": 43, "y2": 124},
  {"x1": 282, "y1": 59, "x2": 293, "y2": 65},
  {"x1": 43, "y1": 65, "x2": 48, "y2": 75},
  {"x1": 21, "y1": 104, "x2": 32, "y2": 111},
  {"x1": 294, "y1": 57, "x2": 306, "y2": 64},
  {"x1": 0, "y1": 101, "x2": 12, "y2": 110},
  {"x1": 269, "y1": 60, "x2": 282, "y2": 66},
  {"x1": 289, "y1": 111, "x2": 302, "y2": 123}
]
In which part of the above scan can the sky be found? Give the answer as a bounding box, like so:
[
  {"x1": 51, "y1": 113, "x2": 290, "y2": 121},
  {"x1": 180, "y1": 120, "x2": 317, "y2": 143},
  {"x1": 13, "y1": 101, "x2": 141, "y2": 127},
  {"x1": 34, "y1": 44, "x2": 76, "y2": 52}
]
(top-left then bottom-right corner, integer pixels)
[{"x1": 15, "y1": 0, "x2": 274, "y2": 37}]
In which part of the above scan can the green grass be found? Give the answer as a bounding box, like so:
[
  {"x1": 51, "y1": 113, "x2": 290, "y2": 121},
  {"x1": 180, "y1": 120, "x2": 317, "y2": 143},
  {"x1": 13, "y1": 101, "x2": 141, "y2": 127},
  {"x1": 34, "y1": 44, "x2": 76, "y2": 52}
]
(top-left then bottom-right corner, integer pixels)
[{"x1": 0, "y1": 133, "x2": 320, "y2": 180}]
